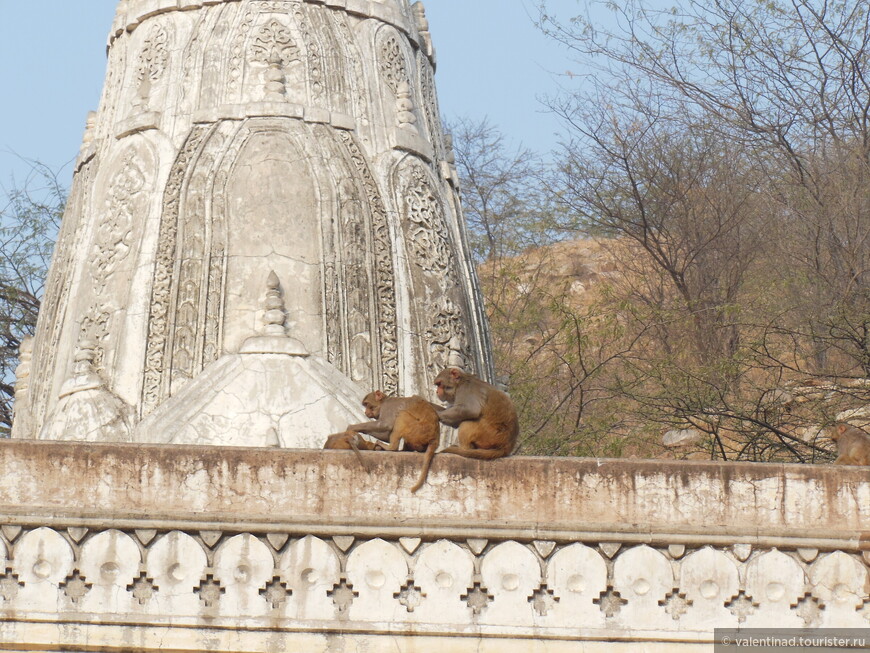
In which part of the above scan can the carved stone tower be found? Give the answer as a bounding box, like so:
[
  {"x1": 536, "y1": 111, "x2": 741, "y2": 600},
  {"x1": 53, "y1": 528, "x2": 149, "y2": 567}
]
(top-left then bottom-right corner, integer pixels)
[{"x1": 13, "y1": 0, "x2": 492, "y2": 447}]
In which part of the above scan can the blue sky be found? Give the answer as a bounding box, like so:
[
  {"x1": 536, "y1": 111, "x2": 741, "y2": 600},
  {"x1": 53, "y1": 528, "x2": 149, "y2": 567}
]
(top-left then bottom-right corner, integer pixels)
[{"x1": 0, "y1": 0, "x2": 575, "y2": 190}]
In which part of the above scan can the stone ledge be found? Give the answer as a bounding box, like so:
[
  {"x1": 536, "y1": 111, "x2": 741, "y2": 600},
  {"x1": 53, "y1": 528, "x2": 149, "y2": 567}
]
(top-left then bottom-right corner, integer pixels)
[
  {"x1": 1, "y1": 440, "x2": 866, "y2": 548},
  {"x1": 0, "y1": 440, "x2": 867, "y2": 649}
]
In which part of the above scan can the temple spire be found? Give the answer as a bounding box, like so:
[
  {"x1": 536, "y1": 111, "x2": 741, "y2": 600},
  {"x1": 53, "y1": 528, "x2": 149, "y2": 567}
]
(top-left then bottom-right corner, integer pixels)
[{"x1": 15, "y1": 0, "x2": 493, "y2": 446}]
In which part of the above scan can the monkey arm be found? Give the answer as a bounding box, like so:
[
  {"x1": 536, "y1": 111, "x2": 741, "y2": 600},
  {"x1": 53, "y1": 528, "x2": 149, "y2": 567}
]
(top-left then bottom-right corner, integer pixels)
[
  {"x1": 436, "y1": 404, "x2": 480, "y2": 427},
  {"x1": 346, "y1": 421, "x2": 392, "y2": 442},
  {"x1": 347, "y1": 420, "x2": 390, "y2": 434},
  {"x1": 437, "y1": 387, "x2": 489, "y2": 426}
]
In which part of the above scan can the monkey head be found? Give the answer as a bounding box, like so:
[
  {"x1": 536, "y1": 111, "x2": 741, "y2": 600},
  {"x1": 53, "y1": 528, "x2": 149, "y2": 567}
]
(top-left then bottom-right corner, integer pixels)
[
  {"x1": 362, "y1": 390, "x2": 387, "y2": 419},
  {"x1": 434, "y1": 367, "x2": 463, "y2": 404}
]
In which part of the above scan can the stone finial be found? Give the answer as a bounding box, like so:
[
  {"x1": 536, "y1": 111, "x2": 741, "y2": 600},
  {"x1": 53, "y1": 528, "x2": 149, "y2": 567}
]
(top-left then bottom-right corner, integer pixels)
[
  {"x1": 444, "y1": 134, "x2": 456, "y2": 165},
  {"x1": 240, "y1": 272, "x2": 308, "y2": 356},
  {"x1": 396, "y1": 82, "x2": 419, "y2": 134},
  {"x1": 11, "y1": 336, "x2": 35, "y2": 438},
  {"x1": 13, "y1": 336, "x2": 34, "y2": 394},
  {"x1": 81, "y1": 112, "x2": 97, "y2": 150},
  {"x1": 60, "y1": 339, "x2": 104, "y2": 398},
  {"x1": 39, "y1": 336, "x2": 134, "y2": 442},
  {"x1": 264, "y1": 52, "x2": 287, "y2": 102},
  {"x1": 263, "y1": 270, "x2": 288, "y2": 336},
  {"x1": 412, "y1": 2, "x2": 436, "y2": 63}
]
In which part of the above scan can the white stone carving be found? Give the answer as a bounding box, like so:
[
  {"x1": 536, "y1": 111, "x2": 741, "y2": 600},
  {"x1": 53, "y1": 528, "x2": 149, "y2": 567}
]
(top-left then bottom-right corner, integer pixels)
[
  {"x1": 18, "y1": 0, "x2": 494, "y2": 449},
  {"x1": 213, "y1": 534, "x2": 274, "y2": 618},
  {"x1": 13, "y1": 527, "x2": 75, "y2": 613},
  {"x1": 411, "y1": 539, "x2": 474, "y2": 624},
  {"x1": 742, "y1": 549, "x2": 805, "y2": 627},
  {"x1": 134, "y1": 22, "x2": 170, "y2": 110},
  {"x1": 0, "y1": 441, "x2": 865, "y2": 649},
  {"x1": 2, "y1": 524, "x2": 866, "y2": 643},
  {"x1": 78, "y1": 529, "x2": 142, "y2": 614},
  {"x1": 612, "y1": 545, "x2": 674, "y2": 630},
  {"x1": 145, "y1": 531, "x2": 208, "y2": 616},
  {"x1": 134, "y1": 272, "x2": 368, "y2": 447},
  {"x1": 479, "y1": 541, "x2": 540, "y2": 626},
  {"x1": 809, "y1": 551, "x2": 868, "y2": 627},
  {"x1": 547, "y1": 543, "x2": 608, "y2": 628},
  {"x1": 39, "y1": 340, "x2": 134, "y2": 442},
  {"x1": 278, "y1": 535, "x2": 341, "y2": 620},
  {"x1": 346, "y1": 538, "x2": 409, "y2": 622},
  {"x1": 678, "y1": 546, "x2": 739, "y2": 630}
]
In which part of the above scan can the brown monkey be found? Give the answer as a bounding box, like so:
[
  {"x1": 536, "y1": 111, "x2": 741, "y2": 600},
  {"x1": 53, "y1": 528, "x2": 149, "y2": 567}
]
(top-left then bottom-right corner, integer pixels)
[
  {"x1": 324, "y1": 430, "x2": 384, "y2": 451},
  {"x1": 323, "y1": 430, "x2": 384, "y2": 470},
  {"x1": 830, "y1": 423, "x2": 870, "y2": 465},
  {"x1": 347, "y1": 391, "x2": 440, "y2": 493},
  {"x1": 433, "y1": 367, "x2": 518, "y2": 460}
]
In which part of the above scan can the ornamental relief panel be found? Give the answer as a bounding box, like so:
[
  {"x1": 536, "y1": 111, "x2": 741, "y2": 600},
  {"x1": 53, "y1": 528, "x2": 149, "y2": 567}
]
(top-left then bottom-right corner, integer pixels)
[
  {"x1": 180, "y1": 5, "x2": 228, "y2": 117},
  {"x1": 197, "y1": 2, "x2": 250, "y2": 108},
  {"x1": 168, "y1": 125, "x2": 233, "y2": 394},
  {"x1": 143, "y1": 124, "x2": 213, "y2": 414},
  {"x1": 184, "y1": 3, "x2": 352, "y2": 115},
  {"x1": 378, "y1": 32, "x2": 409, "y2": 96},
  {"x1": 395, "y1": 157, "x2": 472, "y2": 374},
  {"x1": 82, "y1": 143, "x2": 154, "y2": 381},
  {"x1": 248, "y1": 18, "x2": 300, "y2": 66},
  {"x1": 247, "y1": 17, "x2": 303, "y2": 103},
  {"x1": 336, "y1": 131, "x2": 399, "y2": 394},
  {"x1": 132, "y1": 22, "x2": 171, "y2": 112},
  {"x1": 330, "y1": 11, "x2": 370, "y2": 133},
  {"x1": 315, "y1": 8, "x2": 353, "y2": 117},
  {"x1": 291, "y1": 3, "x2": 327, "y2": 105},
  {"x1": 334, "y1": 180, "x2": 374, "y2": 385},
  {"x1": 143, "y1": 120, "x2": 399, "y2": 412},
  {"x1": 202, "y1": 3, "x2": 342, "y2": 109},
  {"x1": 89, "y1": 152, "x2": 147, "y2": 296},
  {"x1": 376, "y1": 27, "x2": 424, "y2": 135}
]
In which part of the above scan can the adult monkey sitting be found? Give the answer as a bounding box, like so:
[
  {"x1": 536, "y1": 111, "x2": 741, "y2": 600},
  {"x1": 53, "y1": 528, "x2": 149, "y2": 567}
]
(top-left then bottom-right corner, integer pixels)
[
  {"x1": 433, "y1": 367, "x2": 519, "y2": 459},
  {"x1": 345, "y1": 391, "x2": 440, "y2": 492}
]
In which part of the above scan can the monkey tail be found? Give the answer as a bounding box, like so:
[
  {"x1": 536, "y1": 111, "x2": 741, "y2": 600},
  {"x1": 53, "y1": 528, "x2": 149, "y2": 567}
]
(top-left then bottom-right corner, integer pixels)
[
  {"x1": 410, "y1": 441, "x2": 437, "y2": 493},
  {"x1": 349, "y1": 437, "x2": 371, "y2": 472},
  {"x1": 441, "y1": 445, "x2": 511, "y2": 460}
]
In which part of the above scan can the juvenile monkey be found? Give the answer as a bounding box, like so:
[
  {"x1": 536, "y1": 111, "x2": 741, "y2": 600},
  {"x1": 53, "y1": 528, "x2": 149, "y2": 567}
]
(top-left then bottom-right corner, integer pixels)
[
  {"x1": 324, "y1": 430, "x2": 384, "y2": 451},
  {"x1": 323, "y1": 430, "x2": 384, "y2": 469},
  {"x1": 830, "y1": 423, "x2": 870, "y2": 465},
  {"x1": 433, "y1": 367, "x2": 518, "y2": 460},
  {"x1": 346, "y1": 391, "x2": 440, "y2": 493}
]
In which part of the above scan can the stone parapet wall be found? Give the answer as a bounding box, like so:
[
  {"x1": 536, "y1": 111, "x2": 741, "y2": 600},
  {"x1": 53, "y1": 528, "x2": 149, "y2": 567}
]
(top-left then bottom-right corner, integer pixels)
[{"x1": 0, "y1": 440, "x2": 867, "y2": 651}]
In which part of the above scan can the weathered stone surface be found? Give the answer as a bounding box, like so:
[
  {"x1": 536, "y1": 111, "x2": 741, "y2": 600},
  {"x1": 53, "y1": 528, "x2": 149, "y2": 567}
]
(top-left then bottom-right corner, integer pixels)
[
  {"x1": 15, "y1": 0, "x2": 493, "y2": 445},
  {"x1": 1, "y1": 440, "x2": 867, "y2": 541},
  {"x1": 0, "y1": 440, "x2": 867, "y2": 650}
]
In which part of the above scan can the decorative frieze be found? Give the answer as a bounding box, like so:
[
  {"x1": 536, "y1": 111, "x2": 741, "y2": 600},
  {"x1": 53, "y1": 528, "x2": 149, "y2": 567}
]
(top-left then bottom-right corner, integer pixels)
[{"x1": 1, "y1": 528, "x2": 867, "y2": 631}]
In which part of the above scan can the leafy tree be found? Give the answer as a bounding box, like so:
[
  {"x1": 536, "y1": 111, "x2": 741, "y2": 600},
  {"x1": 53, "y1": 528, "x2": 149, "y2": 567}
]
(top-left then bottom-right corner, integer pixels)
[{"x1": 529, "y1": 0, "x2": 870, "y2": 460}]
